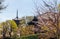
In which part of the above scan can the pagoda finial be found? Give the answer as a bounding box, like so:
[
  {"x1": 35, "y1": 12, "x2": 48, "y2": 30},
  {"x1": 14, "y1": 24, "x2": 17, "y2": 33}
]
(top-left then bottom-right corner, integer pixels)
[{"x1": 16, "y1": 10, "x2": 18, "y2": 19}]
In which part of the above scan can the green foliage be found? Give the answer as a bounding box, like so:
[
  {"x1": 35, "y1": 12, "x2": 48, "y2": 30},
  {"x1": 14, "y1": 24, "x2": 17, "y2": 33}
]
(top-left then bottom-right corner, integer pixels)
[
  {"x1": 3, "y1": 37, "x2": 11, "y2": 39},
  {"x1": 12, "y1": 33, "x2": 18, "y2": 39},
  {"x1": 7, "y1": 20, "x2": 18, "y2": 32},
  {"x1": 20, "y1": 34, "x2": 39, "y2": 39},
  {"x1": 2, "y1": 22, "x2": 8, "y2": 32},
  {"x1": 11, "y1": 34, "x2": 39, "y2": 39},
  {"x1": 20, "y1": 25, "x2": 34, "y2": 36}
]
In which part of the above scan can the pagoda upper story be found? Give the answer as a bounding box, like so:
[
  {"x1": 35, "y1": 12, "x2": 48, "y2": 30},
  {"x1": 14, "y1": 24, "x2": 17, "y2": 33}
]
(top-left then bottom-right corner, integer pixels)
[{"x1": 13, "y1": 10, "x2": 20, "y2": 26}]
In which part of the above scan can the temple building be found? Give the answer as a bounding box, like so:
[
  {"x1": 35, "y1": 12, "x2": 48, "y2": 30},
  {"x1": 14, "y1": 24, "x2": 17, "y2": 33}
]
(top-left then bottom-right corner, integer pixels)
[{"x1": 13, "y1": 10, "x2": 20, "y2": 26}]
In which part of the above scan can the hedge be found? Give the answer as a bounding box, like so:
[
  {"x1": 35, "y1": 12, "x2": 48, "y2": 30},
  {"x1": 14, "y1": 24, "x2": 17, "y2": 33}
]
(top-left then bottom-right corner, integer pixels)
[{"x1": 12, "y1": 34, "x2": 39, "y2": 39}]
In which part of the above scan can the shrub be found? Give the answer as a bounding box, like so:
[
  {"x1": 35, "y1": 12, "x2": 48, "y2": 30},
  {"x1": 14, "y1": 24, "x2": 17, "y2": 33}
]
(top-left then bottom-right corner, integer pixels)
[
  {"x1": 20, "y1": 34, "x2": 39, "y2": 39},
  {"x1": 11, "y1": 34, "x2": 39, "y2": 39},
  {"x1": 3, "y1": 37, "x2": 11, "y2": 39}
]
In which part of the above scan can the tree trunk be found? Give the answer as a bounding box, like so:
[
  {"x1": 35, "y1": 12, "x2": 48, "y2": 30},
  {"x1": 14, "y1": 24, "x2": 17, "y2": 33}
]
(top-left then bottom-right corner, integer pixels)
[
  {"x1": 3, "y1": 31, "x2": 6, "y2": 39},
  {"x1": 9, "y1": 32, "x2": 11, "y2": 37}
]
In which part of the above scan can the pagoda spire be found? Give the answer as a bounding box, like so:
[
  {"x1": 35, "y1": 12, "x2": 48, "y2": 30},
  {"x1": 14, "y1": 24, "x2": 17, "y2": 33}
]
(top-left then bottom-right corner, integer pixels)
[{"x1": 16, "y1": 10, "x2": 18, "y2": 19}]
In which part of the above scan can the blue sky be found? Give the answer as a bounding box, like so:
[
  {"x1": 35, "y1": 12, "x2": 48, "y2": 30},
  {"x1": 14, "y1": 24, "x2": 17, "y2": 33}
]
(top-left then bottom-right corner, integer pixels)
[
  {"x1": 0, "y1": 0, "x2": 35, "y2": 22},
  {"x1": 0, "y1": 0, "x2": 60, "y2": 22}
]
